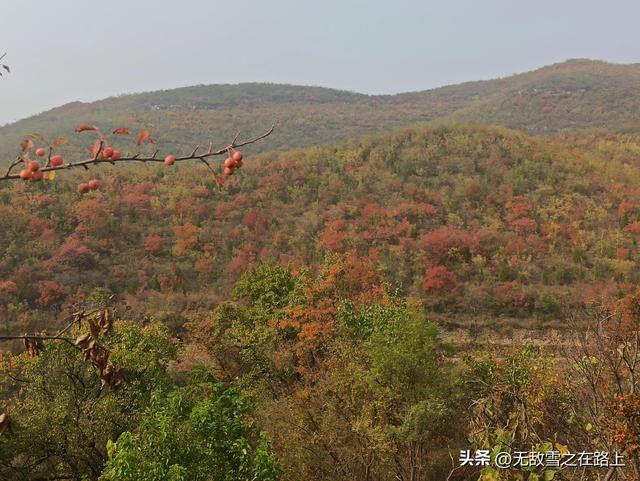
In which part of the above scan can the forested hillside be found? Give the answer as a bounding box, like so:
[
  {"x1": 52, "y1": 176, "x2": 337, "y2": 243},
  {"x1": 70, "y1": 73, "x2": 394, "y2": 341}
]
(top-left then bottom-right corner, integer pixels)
[
  {"x1": 2, "y1": 59, "x2": 640, "y2": 161},
  {"x1": 3, "y1": 121, "x2": 640, "y2": 478},
  {"x1": 3, "y1": 59, "x2": 640, "y2": 481},
  {"x1": 2, "y1": 124, "x2": 639, "y2": 338}
]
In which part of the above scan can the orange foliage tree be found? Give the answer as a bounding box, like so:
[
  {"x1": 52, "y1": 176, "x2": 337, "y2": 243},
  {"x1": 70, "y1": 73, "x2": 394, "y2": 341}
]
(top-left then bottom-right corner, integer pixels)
[{"x1": 565, "y1": 292, "x2": 640, "y2": 477}]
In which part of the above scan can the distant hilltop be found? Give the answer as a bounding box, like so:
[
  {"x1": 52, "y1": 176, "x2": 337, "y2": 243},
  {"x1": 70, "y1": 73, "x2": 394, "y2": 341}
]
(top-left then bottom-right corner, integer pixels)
[{"x1": 2, "y1": 58, "x2": 640, "y2": 160}]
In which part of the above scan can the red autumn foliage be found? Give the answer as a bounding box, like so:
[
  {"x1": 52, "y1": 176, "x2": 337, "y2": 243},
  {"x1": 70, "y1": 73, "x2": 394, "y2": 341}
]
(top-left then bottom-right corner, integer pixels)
[
  {"x1": 625, "y1": 222, "x2": 640, "y2": 235},
  {"x1": 505, "y1": 196, "x2": 535, "y2": 222},
  {"x1": 120, "y1": 182, "x2": 154, "y2": 209},
  {"x1": 242, "y1": 209, "x2": 269, "y2": 235},
  {"x1": 226, "y1": 245, "x2": 258, "y2": 274},
  {"x1": 73, "y1": 199, "x2": 111, "y2": 234},
  {"x1": 608, "y1": 394, "x2": 640, "y2": 457},
  {"x1": 617, "y1": 247, "x2": 631, "y2": 260},
  {"x1": 420, "y1": 227, "x2": 485, "y2": 264},
  {"x1": 275, "y1": 251, "x2": 384, "y2": 371},
  {"x1": 393, "y1": 201, "x2": 437, "y2": 220},
  {"x1": 617, "y1": 201, "x2": 636, "y2": 220},
  {"x1": 0, "y1": 280, "x2": 18, "y2": 303},
  {"x1": 143, "y1": 235, "x2": 164, "y2": 254},
  {"x1": 48, "y1": 239, "x2": 97, "y2": 270},
  {"x1": 172, "y1": 223, "x2": 199, "y2": 256},
  {"x1": 320, "y1": 219, "x2": 347, "y2": 251},
  {"x1": 27, "y1": 217, "x2": 53, "y2": 238},
  {"x1": 135, "y1": 129, "x2": 154, "y2": 145},
  {"x1": 509, "y1": 217, "x2": 538, "y2": 234},
  {"x1": 74, "y1": 123, "x2": 98, "y2": 133},
  {"x1": 37, "y1": 281, "x2": 65, "y2": 307},
  {"x1": 423, "y1": 265, "x2": 457, "y2": 296}
]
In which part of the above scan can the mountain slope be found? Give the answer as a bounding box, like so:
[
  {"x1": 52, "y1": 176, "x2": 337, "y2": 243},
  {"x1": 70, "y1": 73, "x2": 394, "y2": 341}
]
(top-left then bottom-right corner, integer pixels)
[
  {"x1": 443, "y1": 59, "x2": 640, "y2": 131},
  {"x1": 2, "y1": 123, "x2": 640, "y2": 335},
  {"x1": 1, "y1": 59, "x2": 640, "y2": 161}
]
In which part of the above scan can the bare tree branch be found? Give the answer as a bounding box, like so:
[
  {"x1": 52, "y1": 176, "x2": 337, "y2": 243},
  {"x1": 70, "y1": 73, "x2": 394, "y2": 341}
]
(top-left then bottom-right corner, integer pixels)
[
  {"x1": 0, "y1": 308, "x2": 96, "y2": 349},
  {"x1": 1, "y1": 125, "x2": 275, "y2": 181},
  {"x1": 0, "y1": 52, "x2": 9, "y2": 76}
]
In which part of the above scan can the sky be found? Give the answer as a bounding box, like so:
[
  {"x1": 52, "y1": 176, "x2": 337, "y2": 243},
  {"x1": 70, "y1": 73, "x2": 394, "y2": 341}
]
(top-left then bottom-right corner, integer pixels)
[{"x1": 1, "y1": 0, "x2": 639, "y2": 125}]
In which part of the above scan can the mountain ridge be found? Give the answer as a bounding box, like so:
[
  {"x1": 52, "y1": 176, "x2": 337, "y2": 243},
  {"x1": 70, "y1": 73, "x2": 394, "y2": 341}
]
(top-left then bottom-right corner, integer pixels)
[
  {"x1": 14, "y1": 58, "x2": 639, "y2": 119},
  {"x1": 2, "y1": 58, "x2": 640, "y2": 160}
]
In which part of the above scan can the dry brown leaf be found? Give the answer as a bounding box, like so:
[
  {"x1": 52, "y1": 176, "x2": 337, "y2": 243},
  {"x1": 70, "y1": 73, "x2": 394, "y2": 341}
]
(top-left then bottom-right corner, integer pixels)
[
  {"x1": 74, "y1": 333, "x2": 91, "y2": 347},
  {"x1": 0, "y1": 413, "x2": 9, "y2": 437},
  {"x1": 135, "y1": 130, "x2": 154, "y2": 145},
  {"x1": 75, "y1": 124, "x2": 98, "y2": 133}
]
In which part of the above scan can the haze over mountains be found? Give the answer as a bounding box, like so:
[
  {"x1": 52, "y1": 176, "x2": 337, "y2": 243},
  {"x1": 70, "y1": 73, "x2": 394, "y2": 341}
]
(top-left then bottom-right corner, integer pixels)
[{"x1": 1, "y1": 58, "x2": 640, "y2": 160}]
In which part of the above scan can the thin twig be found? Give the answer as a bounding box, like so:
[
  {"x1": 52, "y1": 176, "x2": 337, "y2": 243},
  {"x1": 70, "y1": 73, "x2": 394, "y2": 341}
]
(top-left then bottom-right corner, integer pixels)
[
  {"x1": 0, "y1": 125, "x2": 275, "y2": 182},
  {"x1": 0, "y1": 334, "x2": 73, "y2": 342},
  {"x1": 0, "y1": 334, "x2": 78, "y2": 350}
]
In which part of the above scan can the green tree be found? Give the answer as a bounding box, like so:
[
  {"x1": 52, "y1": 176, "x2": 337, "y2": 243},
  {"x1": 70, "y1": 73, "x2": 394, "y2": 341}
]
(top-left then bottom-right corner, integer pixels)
[
  {"x1": 264, "y1": 297, "x2": 461, "y2": 481},
  {"x1": 100, "y1": 368, "x2": 281, "y2": 481},
  {"x1": 0, "y1": 321, "x2": 178, "y2": 481},
  {"x1": 233, "y1": 263, "x2": 301, "y2": 322},
  {"x1": 463, "y1": 343, "x2": 571, "y2": 481}
]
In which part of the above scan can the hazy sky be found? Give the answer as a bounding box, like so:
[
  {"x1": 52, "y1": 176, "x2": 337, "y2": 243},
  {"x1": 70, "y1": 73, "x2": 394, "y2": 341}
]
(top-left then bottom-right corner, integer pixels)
[{"x1": 1, "y1": 0, "x2": 639, "y2": 125}]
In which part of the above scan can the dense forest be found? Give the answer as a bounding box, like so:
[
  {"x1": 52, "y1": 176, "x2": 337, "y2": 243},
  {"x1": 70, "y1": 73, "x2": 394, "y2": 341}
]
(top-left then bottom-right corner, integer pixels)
[
  {"x1": 1, "y1": 61, "x2": 640, "y2": 481},
  {"x1": 3, "y1": 125, "x2": 640, "y2": 333}
]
